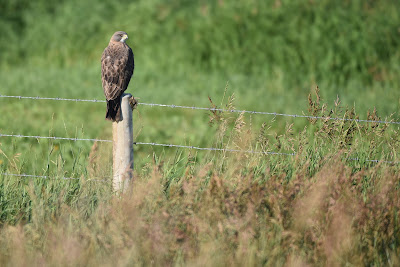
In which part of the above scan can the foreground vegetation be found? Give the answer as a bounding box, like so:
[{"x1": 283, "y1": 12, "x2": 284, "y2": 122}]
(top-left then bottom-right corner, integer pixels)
[
  {"x1": 1, "y1": 156, "x2": 399, "y2": 266},
  {"x1": 1, "y1": 0, "x2": 400, "y2": 265}
]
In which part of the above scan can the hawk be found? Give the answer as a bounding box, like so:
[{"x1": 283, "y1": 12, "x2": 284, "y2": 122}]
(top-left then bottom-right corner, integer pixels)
[{"x1": 101, "y1": 31, "x2": 134, "y2": 122}]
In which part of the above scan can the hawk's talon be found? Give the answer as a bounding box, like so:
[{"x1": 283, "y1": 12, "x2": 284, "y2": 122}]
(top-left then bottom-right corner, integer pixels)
[{"x1": 129, "y1": 96, "x2": 139, "y2": 110}]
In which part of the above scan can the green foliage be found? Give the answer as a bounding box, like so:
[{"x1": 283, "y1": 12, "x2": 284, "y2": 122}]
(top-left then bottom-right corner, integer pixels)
[{"x1": 1, "y1": 0, "x2": 400, "y2": 86}]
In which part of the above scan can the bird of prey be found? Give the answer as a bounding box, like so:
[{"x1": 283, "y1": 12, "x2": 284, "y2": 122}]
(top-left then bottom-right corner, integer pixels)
[{"x1": 101, "y1": 31, "x2": 134, "y2": 122}]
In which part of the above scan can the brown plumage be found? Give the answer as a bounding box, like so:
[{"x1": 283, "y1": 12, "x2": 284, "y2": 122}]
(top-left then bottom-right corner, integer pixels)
[{"x1": 101, "y1": 31, "x2": 134, "y2": 122}]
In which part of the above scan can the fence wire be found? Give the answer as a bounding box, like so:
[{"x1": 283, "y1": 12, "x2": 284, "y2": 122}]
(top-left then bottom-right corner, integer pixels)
[
  {"x1": 1, "y1": 94, "x2": 399, "y2": 183},
  {"x1": 134, "y1": 141, "x2": 295, "y2": 156},
  {"x1": 0, "y1": 133, "x2": 112, "y2": 143},
  {"x1": 346, "y1": 158, "x2": 400, "y2": 165},
  {"x1": 1, "y1": 94, "x2": 399, "y2": 125},
  {"x1": 0, "y1": 94, "x2": 106, "y2": 103},
  {"x1": 2, "y1": 158, "x2": 398, "y2": 183},
  {"x1": 0, "y1": 172, "x2": 108, "y2": 182},
  {"x1": 3, "y1": 133, "x2": 398, "y2": 163},
  {"x1": 0, "y1": 133, "x2": 295, "y2": 156}
]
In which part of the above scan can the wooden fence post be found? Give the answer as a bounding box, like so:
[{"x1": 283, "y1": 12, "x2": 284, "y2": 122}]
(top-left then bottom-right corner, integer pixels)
[{"x1": 112, "y1": 93, "x2": 134, "y2": 192}]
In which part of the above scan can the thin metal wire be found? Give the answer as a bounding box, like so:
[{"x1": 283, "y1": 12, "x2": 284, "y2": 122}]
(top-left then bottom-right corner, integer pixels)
[
  {"x1": 4, "y1": 133, "x2": 400, "y2": 160},
  {"x1": 3, "y1": 158, "x2": 398, "y2": 183},
  {"x1": 346, "y1": 158, "x2": 400, "y2": 165},
  {"x1": 134, "y1": 142, "x2": 296, "y2": 156},
  {"x1": 0, "y1": 133, "x2": 294, "y2": 156},
  {"x1": 0, "y1": 94, "x2": 106, "y2": 103},
  {"x1": 2, "y1": 95, "x2": 398, "y2": 184},
  {"x1": 0, "y1": 133, "x2": 112, "y2": 143},
  {"x1": 1, "y1": 94, "x2": 398, "y2": 125},
  {"x1": 140, "y1": 102, "x2": 400, "y2": 125},
  {"x1": 0, "y1": 172, "x2": 108, "y2": 182}
]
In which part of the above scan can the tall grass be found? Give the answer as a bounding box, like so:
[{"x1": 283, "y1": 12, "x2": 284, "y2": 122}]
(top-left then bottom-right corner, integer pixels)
[{"x1": 1, "y1": 89, "x2": 400, "y2": 265}]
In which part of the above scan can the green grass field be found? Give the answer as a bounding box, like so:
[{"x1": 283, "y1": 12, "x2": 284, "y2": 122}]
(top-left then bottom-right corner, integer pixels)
[{"x1": 1, "y1": 0, "x2": 400, "y2": 265}]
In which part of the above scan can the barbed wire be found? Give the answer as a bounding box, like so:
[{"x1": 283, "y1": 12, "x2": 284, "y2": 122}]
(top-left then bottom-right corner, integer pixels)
[
  {"x1": 2, "y1": 95, "x2": 398, "y2": 185},
  {"x1": 0, "y1": 94, "x2": 106, "y2": 103},
  {"x1": 0, "y1": 172, "x2": 108, "y2": 182},
  {"x1": 0, "y1": 133, "x2": 112, "y2": 142},
  {"x1": 5, "y1": 133, "x2": 399, "y2": 163},
  {"x1": 134, "y1": 141, "x2": 295, "y2": 156},
  {"x1": 140, "y1": 103, "x2": 400, "y2": 125},
  {"x1": 346, "y1": 158, "x2": 400, "y2": 165},
  {"x1": 1, "y1": 94, "x2": 399, "y2": 125},
  {"x1": 2, "y1": 157, "x2": 398, "y2": 183},
  {"x1": 0, "y1": 133, "x2": 295, "y2": 156}
]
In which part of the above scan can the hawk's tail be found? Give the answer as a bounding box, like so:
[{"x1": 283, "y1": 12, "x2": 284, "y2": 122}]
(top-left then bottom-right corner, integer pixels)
[{"x1": 106, "y1": 99, "x2": 122, "y2": 122}]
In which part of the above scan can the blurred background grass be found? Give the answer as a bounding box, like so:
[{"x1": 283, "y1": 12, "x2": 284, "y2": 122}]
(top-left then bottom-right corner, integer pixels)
[{"x1": 0, "y1": 0, "x2": 400, "y2": 176}]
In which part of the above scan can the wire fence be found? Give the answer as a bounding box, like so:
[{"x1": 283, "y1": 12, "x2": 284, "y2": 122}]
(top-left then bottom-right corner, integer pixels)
[
  {"x1": 0, "y1": 133, "x2": 112, "y2": 143},
  {"x1": 1, "y1": 93, "x2": 399, "y2": 183},
  {"x1": 1, "y1": 94, "x2": 399, "y2": 125},
  {"x1": 346, "y1": 158, "x2": 400, "y2": 165},
  {"x1": 0, "y1": 133, "x2": 295, "y2": 156},
  {"x1": 2, "y1": 157, "x2": 398, "y2": 183},
  {"x1": 0, "y1": 172, "x2": 108, "y2": 182}
]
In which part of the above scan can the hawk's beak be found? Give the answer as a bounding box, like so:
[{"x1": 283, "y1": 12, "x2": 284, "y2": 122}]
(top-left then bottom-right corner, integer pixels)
[{"x1": 120, "y1": 34, "x2": 129, "y2": 43}]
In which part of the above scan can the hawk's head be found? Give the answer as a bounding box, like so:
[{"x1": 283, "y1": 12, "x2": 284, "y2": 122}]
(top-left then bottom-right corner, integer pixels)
[{"x1": 110, "y1": 31, "x2": 129, "y2": 43}]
